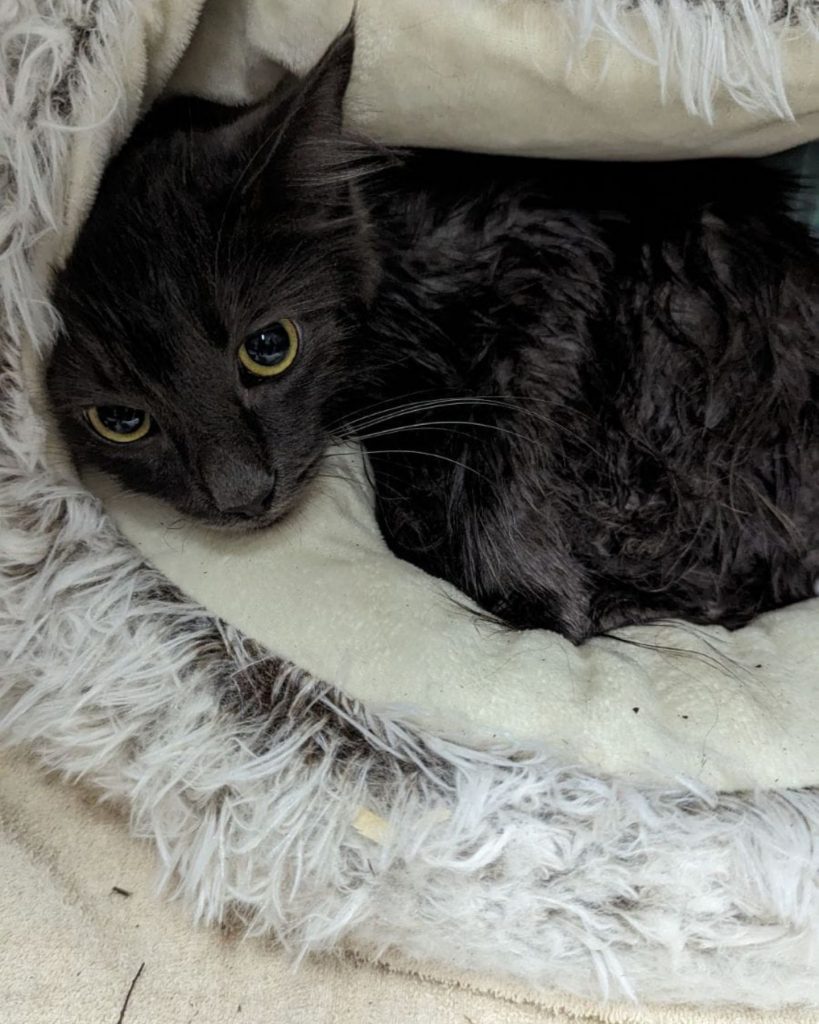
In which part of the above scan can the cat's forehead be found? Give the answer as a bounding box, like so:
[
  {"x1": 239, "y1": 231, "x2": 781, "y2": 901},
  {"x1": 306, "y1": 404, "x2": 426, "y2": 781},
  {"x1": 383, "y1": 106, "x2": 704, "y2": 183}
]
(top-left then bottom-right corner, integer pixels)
[
  {"x1": 65, "y1": 131, "x2": 301, "y2": 313},
  {"x1": 54, "y1": 239, "x2": 234, "y2": 402}
]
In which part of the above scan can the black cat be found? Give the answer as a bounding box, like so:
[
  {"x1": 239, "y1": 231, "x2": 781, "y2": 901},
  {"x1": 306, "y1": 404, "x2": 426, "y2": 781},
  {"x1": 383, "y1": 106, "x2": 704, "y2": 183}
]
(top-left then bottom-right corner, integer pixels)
[{"x1": 46, "y1": 27, "x2": 819, "y2": 641}]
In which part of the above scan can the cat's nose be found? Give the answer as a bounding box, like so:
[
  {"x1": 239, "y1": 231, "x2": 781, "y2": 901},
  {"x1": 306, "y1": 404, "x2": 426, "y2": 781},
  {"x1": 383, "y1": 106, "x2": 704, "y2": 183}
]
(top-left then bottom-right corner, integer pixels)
[
  {"x1": 224, "y1": 481, "x2": 277, "y2": 518},
  {"x1": 203, "y1": 462, "x2": 277, "y2": 518}
]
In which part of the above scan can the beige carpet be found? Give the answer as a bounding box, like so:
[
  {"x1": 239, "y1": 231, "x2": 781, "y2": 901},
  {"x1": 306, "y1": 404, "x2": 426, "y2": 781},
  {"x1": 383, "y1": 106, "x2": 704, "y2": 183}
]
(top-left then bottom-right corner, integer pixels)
[{"x1": 0, "y1": 748, "x2": 811, "y2": 1024}]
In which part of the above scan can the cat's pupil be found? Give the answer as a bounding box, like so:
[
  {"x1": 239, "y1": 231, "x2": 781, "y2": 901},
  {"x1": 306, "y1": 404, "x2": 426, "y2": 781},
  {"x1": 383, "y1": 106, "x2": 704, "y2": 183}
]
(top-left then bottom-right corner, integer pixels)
[
  {"x1": 245, "y1": 325, "x2": 289, "y2": 366},
  {"x1": 98, "y1": 406, "x2": 144, "y2": 434}
]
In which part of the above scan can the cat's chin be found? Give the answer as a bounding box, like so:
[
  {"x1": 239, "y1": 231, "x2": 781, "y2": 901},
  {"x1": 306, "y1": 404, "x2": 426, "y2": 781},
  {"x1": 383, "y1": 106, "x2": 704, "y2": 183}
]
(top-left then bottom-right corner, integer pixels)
[
  {"x1": 195, "y1": 509, "x2": 286, "y2": 534},
  {"x1": 190, "y1": 487, "x2": 314, "y2": 534}
]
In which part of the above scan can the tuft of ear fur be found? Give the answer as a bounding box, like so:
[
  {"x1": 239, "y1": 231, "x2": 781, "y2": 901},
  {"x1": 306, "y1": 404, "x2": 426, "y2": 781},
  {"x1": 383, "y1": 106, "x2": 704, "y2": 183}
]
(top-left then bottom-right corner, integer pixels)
[
  {"x1": 281, "y1": 18, "x2": 355, "y2": 141},
  {"x1": 223, "y1": 20, "x2": 357, "y2": 204}
]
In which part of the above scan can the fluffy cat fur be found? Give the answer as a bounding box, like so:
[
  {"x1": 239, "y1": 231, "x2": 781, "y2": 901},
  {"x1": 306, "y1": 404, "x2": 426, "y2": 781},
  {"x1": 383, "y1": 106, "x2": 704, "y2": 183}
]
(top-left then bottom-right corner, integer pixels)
[{"x1": 46, "y1": 27, "x2": 819, "y2": 642}]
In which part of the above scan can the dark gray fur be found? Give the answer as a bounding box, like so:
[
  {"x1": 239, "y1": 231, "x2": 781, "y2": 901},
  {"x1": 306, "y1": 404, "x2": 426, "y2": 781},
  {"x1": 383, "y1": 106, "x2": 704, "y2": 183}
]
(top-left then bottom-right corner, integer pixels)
[{"x1": 47, "y1": 28, "x2": 819, "y2": 641}]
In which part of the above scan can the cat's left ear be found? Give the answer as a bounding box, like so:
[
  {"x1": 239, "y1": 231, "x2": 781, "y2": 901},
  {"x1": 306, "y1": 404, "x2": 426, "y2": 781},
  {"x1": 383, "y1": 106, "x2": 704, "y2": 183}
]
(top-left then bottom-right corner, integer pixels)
[
  {"x1": 276, "y1": 18, "x2": 354, "y2": 143},
  {"x1": 229, "y1": 20, "x2": 356, "y2": 201}
]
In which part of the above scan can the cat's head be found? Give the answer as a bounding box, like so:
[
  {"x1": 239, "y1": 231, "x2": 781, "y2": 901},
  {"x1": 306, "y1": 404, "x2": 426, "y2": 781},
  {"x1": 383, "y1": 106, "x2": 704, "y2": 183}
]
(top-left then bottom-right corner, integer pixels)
[{"x1": 46, "y1": 25, "x2": 377, "y2": 528}]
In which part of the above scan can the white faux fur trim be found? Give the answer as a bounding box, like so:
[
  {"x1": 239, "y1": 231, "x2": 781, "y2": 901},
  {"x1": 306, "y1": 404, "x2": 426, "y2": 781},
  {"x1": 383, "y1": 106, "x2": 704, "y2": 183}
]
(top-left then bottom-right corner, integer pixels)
[
  {"x1": 2, "y1": 0, "x2": 819, "y2": 1009},
  {"x1": 567, "y1": 0, "x2": 819, "y2": 121}
]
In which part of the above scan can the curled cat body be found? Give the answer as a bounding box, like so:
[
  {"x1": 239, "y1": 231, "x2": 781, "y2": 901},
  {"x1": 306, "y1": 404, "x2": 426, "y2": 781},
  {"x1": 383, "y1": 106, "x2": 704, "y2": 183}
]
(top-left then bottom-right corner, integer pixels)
[{"x1": 46, "y1": 27, "x2": 819, "y2": 643}]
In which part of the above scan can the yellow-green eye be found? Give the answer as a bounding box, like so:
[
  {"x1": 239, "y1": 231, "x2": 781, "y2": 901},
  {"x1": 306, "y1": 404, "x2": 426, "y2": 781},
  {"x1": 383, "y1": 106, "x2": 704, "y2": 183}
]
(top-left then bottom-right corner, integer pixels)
[
  {"x1": 86, "y1": 405, "x2": 151, "y2": 443},
  {"x1": 239, "y1": 319, "x2": 299, "y2": 377}
]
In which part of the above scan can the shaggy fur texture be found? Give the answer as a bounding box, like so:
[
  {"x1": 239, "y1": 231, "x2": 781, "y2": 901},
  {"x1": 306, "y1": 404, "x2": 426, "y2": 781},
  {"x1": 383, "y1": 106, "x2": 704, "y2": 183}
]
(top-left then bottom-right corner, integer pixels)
[
  {"x1": 570, "y1": 0, "x2": 819, "y2": 121},
  {"x1": 45, "y1": 30, "x2": 819, "y2": 640},
  {"x1": 2, "y1": 0, "x2": 819, "y2": 1009}
]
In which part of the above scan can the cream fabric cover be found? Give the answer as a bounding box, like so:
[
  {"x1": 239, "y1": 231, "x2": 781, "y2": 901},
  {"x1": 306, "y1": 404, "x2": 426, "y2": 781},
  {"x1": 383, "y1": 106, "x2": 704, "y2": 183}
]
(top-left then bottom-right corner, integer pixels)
[
  {"x1": 94, "y1": 460, "x2": 819, "y2": 791},
  {"x1": 169, "y1": 0, "x2": 819, "y2": 158}
]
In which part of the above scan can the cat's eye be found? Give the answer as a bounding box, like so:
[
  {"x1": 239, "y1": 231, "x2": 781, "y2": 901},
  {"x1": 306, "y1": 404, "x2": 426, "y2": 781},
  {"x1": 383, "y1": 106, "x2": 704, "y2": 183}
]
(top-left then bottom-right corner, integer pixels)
[
  {"x1": 86, "y1": 405, "x2": 151, "y2": 443},
  {"x1": 239, "y1": 319, "x2": 299, "y2": 377}
]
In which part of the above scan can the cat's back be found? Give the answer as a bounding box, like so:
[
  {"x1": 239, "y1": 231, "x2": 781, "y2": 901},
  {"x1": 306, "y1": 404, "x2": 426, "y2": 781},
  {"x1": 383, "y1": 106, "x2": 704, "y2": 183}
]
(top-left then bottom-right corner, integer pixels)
[
  {"x1": 371, "y1": 148, "x2": 819, "y2": 358},
  {"x1": 375, "y1": 149, "x2": 804, "y2": 236},
  {"x1": 364, "y1": 148, "x2": 819, "y2": 635}
]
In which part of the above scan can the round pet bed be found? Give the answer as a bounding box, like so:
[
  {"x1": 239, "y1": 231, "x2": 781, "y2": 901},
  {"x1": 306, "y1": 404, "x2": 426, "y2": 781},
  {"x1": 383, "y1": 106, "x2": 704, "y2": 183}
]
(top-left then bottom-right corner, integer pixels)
[{"x1": 2, "y1": 0, "x2": 819, "y2": 1015}]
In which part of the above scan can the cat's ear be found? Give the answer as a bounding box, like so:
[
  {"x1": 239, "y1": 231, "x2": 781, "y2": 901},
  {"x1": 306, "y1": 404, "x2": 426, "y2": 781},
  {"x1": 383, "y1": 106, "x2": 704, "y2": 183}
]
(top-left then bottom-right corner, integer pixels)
[
  {"x1": 216, "y1": 21, "x2": 356, "y2": 204},
  {"x1": 276, "y1": 18, "x2": 355, "y2": 143}
]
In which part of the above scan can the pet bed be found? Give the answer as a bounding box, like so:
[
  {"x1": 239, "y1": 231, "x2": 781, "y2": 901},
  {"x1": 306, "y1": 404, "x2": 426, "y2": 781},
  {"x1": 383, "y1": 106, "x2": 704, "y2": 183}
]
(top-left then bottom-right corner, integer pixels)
[{"x1": 2, "y1": 0, "x2": 819, "y2": 1018}]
